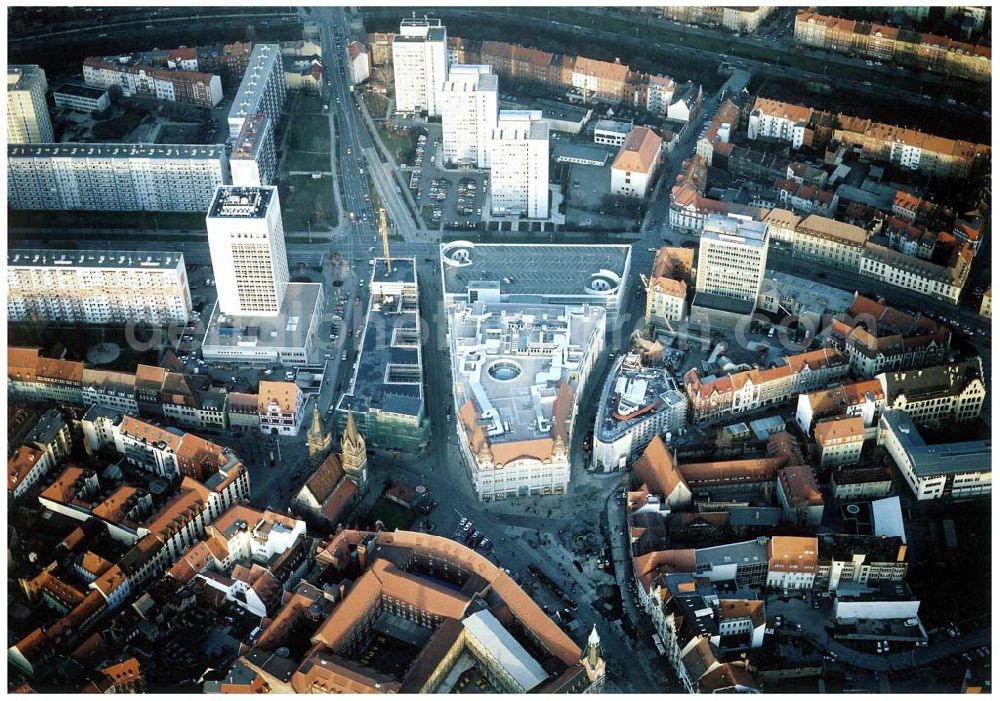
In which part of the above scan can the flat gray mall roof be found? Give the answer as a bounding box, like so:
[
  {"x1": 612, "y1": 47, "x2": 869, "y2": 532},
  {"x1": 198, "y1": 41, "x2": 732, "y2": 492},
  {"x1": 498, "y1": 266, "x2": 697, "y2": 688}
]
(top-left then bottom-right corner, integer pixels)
[{"x1": 441, "y1": 242, "x2": 630, "y2": 297}]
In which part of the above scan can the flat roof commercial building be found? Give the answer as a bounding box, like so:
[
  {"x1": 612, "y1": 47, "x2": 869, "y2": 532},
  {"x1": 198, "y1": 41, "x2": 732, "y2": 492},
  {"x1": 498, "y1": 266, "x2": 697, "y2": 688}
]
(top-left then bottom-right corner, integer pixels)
[
  {"x1": 451, "y1": 301, "x2": 605, "y2": 500},
  {"x1": 440, "y1": 241, "x2": 632, "y2": 324},
  {"x1": 336, "y1": 259, "x2": 430, "y2": 454},
  {"x1": 200, "y1": 283, "x2": 323, "y2": 367},
  {"x1": 593, "y1": 119, "x2": 633, "y2": 147},
  {"x1": 489, "y1": 110, "x2": 550, "y2": 219},
  {"x1": 7, "y1": 65, "x2": 53, "y2": 144},
  {"x1": 8, "y1": 249, "x2": 192, "y2": 326},
  {"x1": 694, "y1": 214, "x2": 769, "y2": 313},
  {"x1": 52, "y1": 83, "x2": 111, "y2": 113},
  {"x1": 7, "y1": 143, "x2": 228, "y2": 212},
  {"x1": 878, "y1": 409, "x2": 990, "y2": 501},
  {"x1": 756, "y1": 271, "x2": 854, "y2": 329}
]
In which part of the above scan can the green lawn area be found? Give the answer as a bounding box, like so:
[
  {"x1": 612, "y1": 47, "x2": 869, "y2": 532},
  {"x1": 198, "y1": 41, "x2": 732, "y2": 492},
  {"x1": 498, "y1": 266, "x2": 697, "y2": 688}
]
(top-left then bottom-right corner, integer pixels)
[
  {"x1": 377, "y1": 124, "x2": 416, "y2": 166},
  {"x1": 288, "y1": 113, "x2": 331, "y2": 153},
  {"x1": 8, "y1": 209, "x2": 206, "y2": 232},
  {"x1": 280, "y1": 174, "x2": 337, "y2": 232},
  {"x1": 90, "y1": 110, "x2": 145, "y2": 140},
  {"x1": 295, "y1": 93, "x2": 326, "y2": 115},
  {"x1": 286, "y1": 150, "x2": 330, "y2": 172},
  {"x1": 363, "y1": 92, "x2": 390, "y2": 120},
  {"x1": 419, "y1": 205, "x2": 439, "y2": 229},
  {"x1": 365, "y1": 497, "x2": 415, "y2": 531}
]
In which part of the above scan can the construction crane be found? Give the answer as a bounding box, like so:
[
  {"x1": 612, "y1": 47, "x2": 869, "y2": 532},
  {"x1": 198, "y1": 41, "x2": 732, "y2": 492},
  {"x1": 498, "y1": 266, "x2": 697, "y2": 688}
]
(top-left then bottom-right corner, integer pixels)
[{"x1": 378, "y1": 207, "x2": 391, "y2": 269}]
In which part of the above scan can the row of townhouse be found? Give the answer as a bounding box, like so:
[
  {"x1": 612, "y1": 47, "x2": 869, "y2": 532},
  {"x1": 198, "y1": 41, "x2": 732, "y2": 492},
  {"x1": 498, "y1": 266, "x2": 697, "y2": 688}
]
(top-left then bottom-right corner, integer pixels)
[
  {"x1": 796, "y1": 357, "x2": 986, "y2": 436},
  {"x1": 772, "y1": 177, "x2": 837, "y2": 217},
  {"x1": 635, "y1": 532, "x2": 906, "y2": 602},
  {"x1": 649, "y1": 6, "x2": 776, "y2": 35},
  {"x1": 641, "y1": 572, "x2": 761, "y2": 693},
  {"x1": 762, "y1": 208, "x2": 973, "y2": 304},
  {"x1": 829, "y1": 294, "x2": 952, "y2": 376},
  {"x1": 7, "y1": 347, "x2": 307, "y2": 436},
  {"x1": 446, "y1": 36, "x2": 700, "y2": 116},
  {"x1": 683, "y1": 348, "x2": 849, "y2": 423},
  {"x1": 8, "y1": 425, "x2": 252, "y2": 677},
  {"x1": 7, "y1": 408, "x2": 73, "y2": 499},
  {"x1": 794, "y1": 10, "x2": 991, "y2": 82},
  {"x1": 83, "y1": 55, "x2": 223, "y2": 107},
  {"x1": 747, "y1": 96, "x2": 991, "y2": 180}
]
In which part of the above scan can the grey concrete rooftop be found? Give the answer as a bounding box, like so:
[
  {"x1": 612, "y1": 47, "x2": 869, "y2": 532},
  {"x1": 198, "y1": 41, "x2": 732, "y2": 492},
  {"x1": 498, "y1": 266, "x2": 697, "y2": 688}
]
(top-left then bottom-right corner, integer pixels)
[{"x1": 440, "y1": 242, "x2": 631, "y2": 303}]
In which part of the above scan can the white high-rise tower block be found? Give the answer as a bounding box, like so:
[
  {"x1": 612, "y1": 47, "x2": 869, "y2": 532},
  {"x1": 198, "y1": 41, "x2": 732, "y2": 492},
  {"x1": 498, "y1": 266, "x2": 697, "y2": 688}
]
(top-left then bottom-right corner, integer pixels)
[
  {"x1": 441, "y1": 64, "x2": 498, "y2": 168},
  {"x1": 392, "y1": 17, "x2": 448, "y2": 116},
  {"x1": 206, "y1": 186, "x2": 289, "y2": 316}
]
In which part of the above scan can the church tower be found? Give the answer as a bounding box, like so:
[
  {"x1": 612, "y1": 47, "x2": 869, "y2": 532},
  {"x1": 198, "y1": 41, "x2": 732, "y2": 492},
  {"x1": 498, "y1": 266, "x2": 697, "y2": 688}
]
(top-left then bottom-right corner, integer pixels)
[
  {"x1": 306, "y1": 404, "x2": 332, "y2": 467},
  {"x1": 341, "y1": 411, "x2": 368, "y2": 487},
  {"x1": 581, "y1": 625, "x2": 606, "y2": 692}
]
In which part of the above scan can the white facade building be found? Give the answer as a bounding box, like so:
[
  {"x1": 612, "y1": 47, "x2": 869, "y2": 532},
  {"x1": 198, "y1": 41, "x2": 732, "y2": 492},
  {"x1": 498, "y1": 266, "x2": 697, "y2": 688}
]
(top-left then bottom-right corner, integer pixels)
[
  {"x1": 8, "y1": 249, "x2": 192, "y2": 326},
  {"x1": 832, "y1": 596, "x2": 921, "y2": 622},
  {"x1": 206, "y1": 186, "x2": 289, "y2": 316},
  {"x1": 859, "y1": 243, "x2": 970, "y2": 306},
  {"x1": 646, "y1": 76, "x2": 675, "y2": 115},
  {"x1": 610, "y1": 127, "x2": 663, "y2": 199},
  {"x1": 53, "y1": 83, "x2": 111, "y2": 113},
  {"x1": 258, "y1": 381, "x2": 305, "y2": 437},
  {"x1": 7, "y1": 65, "x2": 54, "y2": 144},
  {"x1": 747, "y1": 98, "x2": 812, "y2": 149},
  {"x1": 7, "y1": 143, "x2": 228, "y2": 212},
  {"x1": 348, "y1": 42, "x2": 370, "y2": 85},
  {"x1": 489, "y1": 110, "x2": 550, "y2": 219},
  {"x1": 440, "y1": 65, "x2": 498, "y2": 168},
  {"x1": 228, "y1": 44, "x2": 287, "y2": 139},
  {"x1": 878, "y1": 409, "x2": 990, "y2": 501},
  {"x1": 450, "y1": 302, "x2": 605, "y2": 500},
  {"x1": 695, "y1": 214, "x2": 769, "y2": 303},
  {"x1": 592, "y1": 354, "x2": 688, "y2": 472},
  {"x1": 392, "y1": 18, "x2": 448, "y2": 116},
  {"x1": 593, "y1": 119, "x2": 633, "y2": 147}
]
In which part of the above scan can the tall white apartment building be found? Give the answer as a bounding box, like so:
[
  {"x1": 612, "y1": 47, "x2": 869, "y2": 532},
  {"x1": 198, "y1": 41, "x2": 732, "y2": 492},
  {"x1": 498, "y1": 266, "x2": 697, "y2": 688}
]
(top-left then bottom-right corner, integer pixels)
[
  {"x1": 489, "y1": 110, "x2": 550, "y2": 219},
  {"x1": 7, "y1": 143, "x2": 228, "y2": 212},
  {"x1": 695, "y1": 214, "x2": 770, "y2": 303},
  {"x1": 392, "y1": 17, "x2": 448, "y2": 116},
  {"x1": 206, "y1": 186, "x2": 289, "y2": 316},
  {"x1": 228, "y1": 44, "x2": 287, "y2": 139},
  {"x1": 8, "y1": 249, "x2": 192, "y2": 326},
  {"x1": 229, "y1": 113, "x2": 277, "y2": 186},
  {"x1": 7, "y1": 65, "x2": 53, "y2": 144},
  {"x1": 440, "y1": 65, "x2": 498, "y2": 168}
]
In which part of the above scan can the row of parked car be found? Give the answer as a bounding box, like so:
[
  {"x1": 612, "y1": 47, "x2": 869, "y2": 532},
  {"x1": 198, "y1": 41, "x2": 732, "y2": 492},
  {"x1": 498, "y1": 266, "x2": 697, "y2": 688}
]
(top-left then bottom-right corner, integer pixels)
[{"x1": 458, "y1": 517, "x2": 493, "y2": 550}]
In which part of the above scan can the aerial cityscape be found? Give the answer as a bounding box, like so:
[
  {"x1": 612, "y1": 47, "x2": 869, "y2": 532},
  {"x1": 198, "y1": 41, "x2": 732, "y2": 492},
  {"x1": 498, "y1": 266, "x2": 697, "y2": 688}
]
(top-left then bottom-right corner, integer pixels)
[{"x1": 5, "y1": 4, "x2": 992, "y2": 694}]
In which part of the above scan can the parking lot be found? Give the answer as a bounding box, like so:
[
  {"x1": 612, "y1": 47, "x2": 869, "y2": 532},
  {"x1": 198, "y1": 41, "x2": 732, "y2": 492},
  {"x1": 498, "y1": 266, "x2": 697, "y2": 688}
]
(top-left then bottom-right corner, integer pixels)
[
  {"x1": 452, "y1": 513, "x2": 495, "y2": 553},
  {"x1": 388, "y1": 120, "x2": 483, "y2": 230}
]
